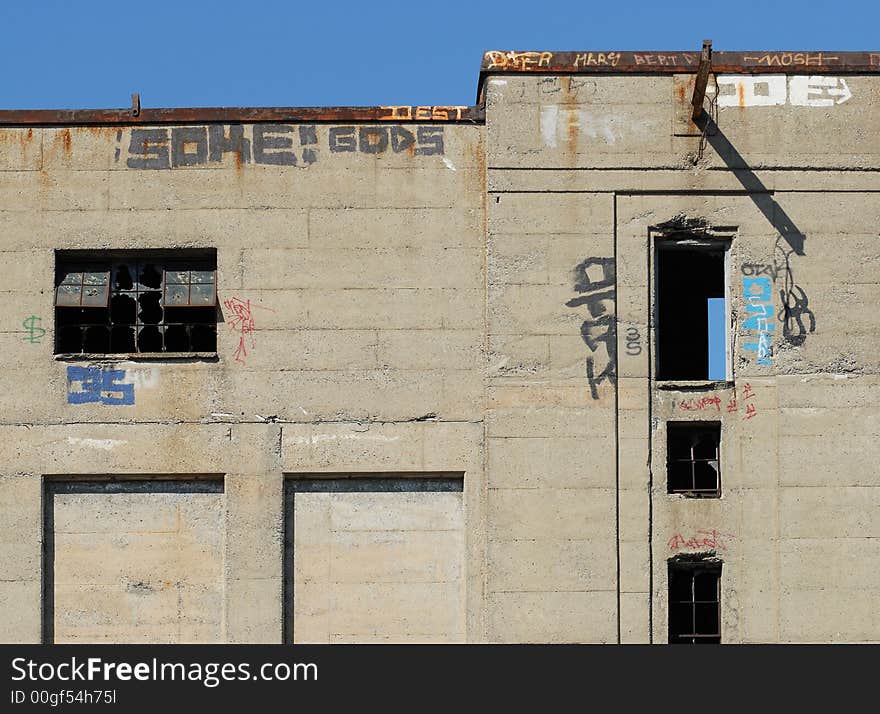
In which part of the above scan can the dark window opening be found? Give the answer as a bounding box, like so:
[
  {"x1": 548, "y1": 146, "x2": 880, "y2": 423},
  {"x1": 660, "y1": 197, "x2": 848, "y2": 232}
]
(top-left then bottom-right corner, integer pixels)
[
  {"x1": 54, "y1": 250, "x2": 217, "y2": 355},
  {"x1": 668, "y1": 561, "x2": 721, "y2": 644},
  {"x1": 657, "y1": 242, "x2": 726, "y2": 380},
  {"x1": 667, "y1": 422, "x2": 721, "y2": 497}
]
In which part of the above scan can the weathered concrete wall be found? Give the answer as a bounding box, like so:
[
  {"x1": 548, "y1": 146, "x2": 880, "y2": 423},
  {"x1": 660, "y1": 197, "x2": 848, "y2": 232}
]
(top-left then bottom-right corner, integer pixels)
[
  {"x1": 289, "y1": 478, "x2": 465, "y2": 643},
  {"x1": 0, "y1": 120, "x2": 487, "y2": 643},
  {"x1": 1, "y1": 64, "x2": 879, "y2": 643},
  {"x1": 486, "y1": 71, "x2": 880, "y2": 643},
  {"x1": 47, "y1": 480, "x2": 224, "y2": 643}
]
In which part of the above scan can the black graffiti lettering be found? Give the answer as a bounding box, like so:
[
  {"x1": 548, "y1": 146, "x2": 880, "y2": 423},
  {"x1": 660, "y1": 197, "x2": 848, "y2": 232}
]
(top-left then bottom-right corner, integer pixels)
[
  {"x1": 253, "y1": 124, "x2": 297, "y2": 165},
  {"x1": 299, "y1": 126, "x2": 317, "y2": 145},
  {"x1": 209, "y1": 124, "x2": 251, "y2": 164},
  {"x1": 572, "y1": 256, "x2": 615, "y2": 293},
  {"x1": 625, "y1": 326, "x2": 642, "y2": 355},
  {"x1": 127, "y1": 128, "x2": 169, "y2": 170},
  {"x1": 566, "y1": 257, "x2": 617, "y2": 400},
  {"x1": 741, "y1": 263, "x2": 779, "y2": 281},
  {"x1": 390, "y1": 126, "x2": 416, "y2": 153},
  {"x1": 329, "y1": 126, "x2": 357, "y2": 152},
  {"x1": 359, "y1": 127, "x2": 389, "y2": 154},
  {"x1": 774, "y1": 237, "x2": 817, "y2": 346},
  {"x1": 123, "y1": 123, "x2": 446, "y2": 166},
  {"x1": 586, "y1": 351, "x2": 616, "y2": 401},
  {"x1": 171, "y1": 126, "x2": 208, "y2": 168},
  {"x1": 415, "y1": 127, "x2": 444, "y2": 155},
  {"x1": 778, "y1": 284, "x2": 816, "y2": 346},
  {"x1": 299, "y1": 126, "x2": 318, "y2": 164}
]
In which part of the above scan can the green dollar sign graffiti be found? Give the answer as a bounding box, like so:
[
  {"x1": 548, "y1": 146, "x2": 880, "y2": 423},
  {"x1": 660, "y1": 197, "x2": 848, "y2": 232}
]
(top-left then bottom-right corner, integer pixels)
[{"x1": 22, "y1": 316, "x2": 45, "y2": 344}]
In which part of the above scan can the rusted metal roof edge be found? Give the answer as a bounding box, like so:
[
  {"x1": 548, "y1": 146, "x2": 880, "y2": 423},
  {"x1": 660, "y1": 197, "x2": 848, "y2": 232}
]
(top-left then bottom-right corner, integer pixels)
[
  {"x1": 0, "y1": 104, "x2": 485, "y2": 128},
  {"x1": 477, "y1": 50, "x2": 880, "y2": 102}
]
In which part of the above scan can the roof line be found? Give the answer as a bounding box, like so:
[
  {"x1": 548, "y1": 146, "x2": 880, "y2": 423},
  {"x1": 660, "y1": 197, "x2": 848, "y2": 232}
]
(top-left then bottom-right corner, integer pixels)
[
  {"x1": 2, "y1": 49, "x2": 879, "y2": 126},
  {"x1": 0, "y1": 104, "x2": 484, "y2": 128},
  {"x1": 476, "y1": 49, "x2": 880, "y2": 102}
]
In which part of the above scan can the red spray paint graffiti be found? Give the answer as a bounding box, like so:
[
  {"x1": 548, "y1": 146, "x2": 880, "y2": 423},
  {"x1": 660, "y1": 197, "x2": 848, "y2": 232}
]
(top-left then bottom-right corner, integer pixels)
[
  {"x1": 223, "y1": 297, "x2": 276, "y2": 364},
  {"x1": 223, "y1": 297, "x2": 255, "y2": 364},
  {"x1": 677, "y1": 383, "x2": 759, "y2": 421},
  {"x1": 667, "y1": 529, "x2": 736, "y2": 552}
]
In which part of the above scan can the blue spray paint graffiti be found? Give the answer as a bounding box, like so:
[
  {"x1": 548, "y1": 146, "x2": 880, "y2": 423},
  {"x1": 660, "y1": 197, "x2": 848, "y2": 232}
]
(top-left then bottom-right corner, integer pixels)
[
  {"x1": 742, "y1": 276, "x2": 774, "y2": 366},
  {"x1": 67, "y1": 366, "x2": 135, "y2": 405}
]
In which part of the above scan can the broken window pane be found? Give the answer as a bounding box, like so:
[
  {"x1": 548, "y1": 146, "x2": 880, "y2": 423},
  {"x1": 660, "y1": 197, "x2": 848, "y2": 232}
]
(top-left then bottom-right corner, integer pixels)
[
  {"x1": 669, "y1": 562, "x2": 721, "y2": 644},
  {"x1": 55, "y1": 251, "x2": 217, "y2": 355},
  {"x1": 667, "y1": 422, "x2": 721, "y2": 497},
  {"x1": 164, "y1": 284, "x2": 190, "y2": 306},
  {"x1": 190, "y1": 283, "x2": 215, "y2": 305},
  {"x1": 56, "y1": 284, "x2": 82, "y2": 306}
]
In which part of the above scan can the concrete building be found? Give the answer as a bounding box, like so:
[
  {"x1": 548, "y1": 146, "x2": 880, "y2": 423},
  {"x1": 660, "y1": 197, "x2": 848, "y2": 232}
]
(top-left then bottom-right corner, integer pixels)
[{"x1": 1, "y1": 48, "x2": 878, "y2": 644}]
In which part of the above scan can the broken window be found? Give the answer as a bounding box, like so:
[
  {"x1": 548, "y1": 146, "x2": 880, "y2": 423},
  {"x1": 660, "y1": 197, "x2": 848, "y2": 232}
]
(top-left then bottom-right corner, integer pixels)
[
  {"x1": 667, "y1": 422, "x2": 721, "y2": 497},
  {"x1": 55, "y1": 250, "x2": 217, "y2": 355},
  {"x1": 656, "y1": 240, "x2": 728, "y2": 380},
  {"x1": 668, "y1": 561, "x2": 721, "y2": 644}
]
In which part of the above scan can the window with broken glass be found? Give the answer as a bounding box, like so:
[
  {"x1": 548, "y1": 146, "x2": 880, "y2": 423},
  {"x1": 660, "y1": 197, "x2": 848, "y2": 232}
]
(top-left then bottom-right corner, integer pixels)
[
  {"x1": 666, "y1": 422, "x2": 721, "y2": 497},
  {"x1": 55, "y1": 253, "x2": 217, "y2": 354},
  {"x1": 668, "y1": 561, "x2": 722, "y2": 644}
]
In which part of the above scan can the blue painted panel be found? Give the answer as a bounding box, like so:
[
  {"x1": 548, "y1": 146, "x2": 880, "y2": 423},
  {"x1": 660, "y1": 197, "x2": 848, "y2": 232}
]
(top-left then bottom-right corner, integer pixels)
[
  {"x1": 67, "y1": 365, "x2": 135, "y2": 405},
  {"x1": 708, "y1": 297, "x2": 726, "y2": 380}
]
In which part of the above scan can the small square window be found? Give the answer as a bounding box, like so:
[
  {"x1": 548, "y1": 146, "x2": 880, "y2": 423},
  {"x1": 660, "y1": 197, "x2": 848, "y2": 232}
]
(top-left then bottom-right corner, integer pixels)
[
  {"x1": 55, "y1": 250, "x2": 217, "y2": 355},
  {"x1": 668, "y1": 561, "x2": 721, "y2": 644},
  {"x1": 667, "y1": 422, "x2": 721, "y2": 497}
]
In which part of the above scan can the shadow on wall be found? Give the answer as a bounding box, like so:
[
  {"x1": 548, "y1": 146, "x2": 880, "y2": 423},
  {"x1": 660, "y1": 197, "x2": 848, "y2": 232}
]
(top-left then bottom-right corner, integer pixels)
[{"x1": 697, "y1": 114, "x2": 816, "y2": 347}]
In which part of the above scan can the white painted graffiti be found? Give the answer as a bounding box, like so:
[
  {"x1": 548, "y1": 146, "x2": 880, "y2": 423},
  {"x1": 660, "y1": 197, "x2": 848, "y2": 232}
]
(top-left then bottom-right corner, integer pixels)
[
  {"x1": 539, "y1": 105, "x2": 656, "y2": 148},
  {"x1": 710, "y1": 75, "x2": 852, "y2": 108}
]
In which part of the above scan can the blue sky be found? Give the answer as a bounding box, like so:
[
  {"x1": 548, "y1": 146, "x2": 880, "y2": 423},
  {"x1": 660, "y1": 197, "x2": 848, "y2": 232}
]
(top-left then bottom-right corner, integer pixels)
[{"x1": 2, "y1": 1, "x2": 877, "y2": 109}]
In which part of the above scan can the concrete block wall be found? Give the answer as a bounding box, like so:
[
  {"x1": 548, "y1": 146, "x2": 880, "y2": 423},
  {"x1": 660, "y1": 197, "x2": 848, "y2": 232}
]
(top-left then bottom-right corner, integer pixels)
[
  {"x1": 0, "y1": 121, "x2": 488, "y2": 643},
  {"x1": 485, "y1": 70, "x2": 880, "y2": 643},
  {"x1": 1, "y1": 62, "x2": 878, "y2": 643}
]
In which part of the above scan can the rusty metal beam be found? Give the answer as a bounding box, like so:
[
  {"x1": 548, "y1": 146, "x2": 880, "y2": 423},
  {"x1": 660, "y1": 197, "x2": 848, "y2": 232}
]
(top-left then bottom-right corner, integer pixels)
[
  {"x1": 480, "y1": 50, "x2": 880, "y2": 74},
  {"x1": 692, "y1": 40, "x2": 713, "y2": 121},
  {"x1": 0, "y1": 104, "x2": 485, "y2": 127},
  {"x1": 476, "y1": 49, "x2": 879, "y2": 104}
]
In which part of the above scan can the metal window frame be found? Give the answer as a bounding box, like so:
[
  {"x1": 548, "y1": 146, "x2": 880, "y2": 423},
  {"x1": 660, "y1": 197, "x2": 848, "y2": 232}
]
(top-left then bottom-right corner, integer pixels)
[
  {"x1": 666, "y1": 421, "x2": 722, "y2": 497},
  {"x1": 668, "y1": 561, "x2": 722, "y2": 644},
  {"x1": 54, "y1": 250, "x2": 217, "y2": 356}
]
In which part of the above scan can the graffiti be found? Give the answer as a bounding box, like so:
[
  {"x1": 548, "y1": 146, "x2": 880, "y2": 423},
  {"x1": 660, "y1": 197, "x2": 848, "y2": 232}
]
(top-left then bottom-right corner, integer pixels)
[
  {"x1": 774, "y1": 239, "x2": 816, "y2": 347},
  {"x1": 566, "y1": 258, "x2": 616, "y2": 400},
  {"x1": 726, "y1": 382, "x2": 759, "y2": 420},
  {"x1": 540, "y1": 105, "x2": 655, "y2": 148},
  {"x1": 21, "y1": 316, "x2": 45, "y2": 344},
  {"x1": 223, "y1": 297, "x2": 256, "y2": 365},
  {"x1": 329, "y1": 126, "x2": 442, "y2": 155},
  {"x1": 67, "y1": 366, "x2": 134, "y2": 406},
  {"x1": 484, "y1": 51, "x2": 553, "y2": 71},
  {"x1": 668, "y1": 529, "x2": 735, "y2": 552},
  {"x1": 743, "y1": 276, "x2": 774, "y2": 366},
  {"x1": 633, "y1": 53, "x2": 698, "y2": 66},
  {"x1": 709, "y1": 75, "x2": 852, "y2": 108},
  {"x1": 741, "y1": 263, "x2": 780, "y2": 281},
  {"x1": 572, "y1": 52, "x2": 621, "y2": 68},
  {"x1": 379, "y1": 106, "x2": 467, "y2": 121},
  {"x1": 678, "y1": 395, "x2": 722, "y2": 412},
  {"x1": 120, "y1": 124, "x2": 444, "y2": 169},
  {"x1": 674, "y1": 384, "x2": 758, "y2": 419},
  {"x1": 743, "y1": 52, "x2": 840, "y2": 67},
  {"x1": 624, "y1": 326, "x2": 642, "y2": 356}
]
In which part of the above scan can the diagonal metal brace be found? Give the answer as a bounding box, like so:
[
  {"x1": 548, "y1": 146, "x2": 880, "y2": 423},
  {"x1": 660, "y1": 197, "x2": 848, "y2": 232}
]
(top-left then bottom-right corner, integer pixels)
[{"x1": 692, "y1": 40, "x2": 713, "y2": 121}]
